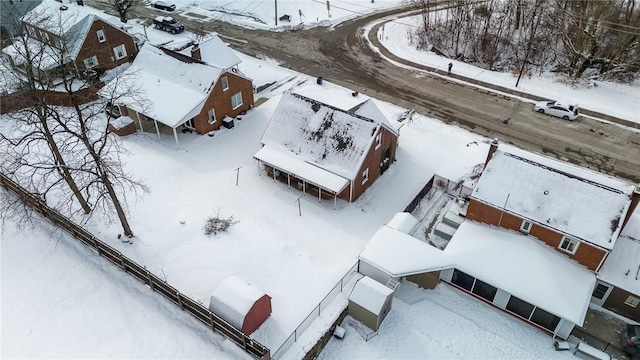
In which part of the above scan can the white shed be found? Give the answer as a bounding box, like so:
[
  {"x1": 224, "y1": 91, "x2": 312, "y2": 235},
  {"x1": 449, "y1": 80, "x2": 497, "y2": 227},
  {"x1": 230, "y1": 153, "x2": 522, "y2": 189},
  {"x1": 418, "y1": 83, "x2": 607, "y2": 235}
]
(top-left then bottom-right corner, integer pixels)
[{"x1": 348, "y1": 276, "x2": 394, "y2": 331}]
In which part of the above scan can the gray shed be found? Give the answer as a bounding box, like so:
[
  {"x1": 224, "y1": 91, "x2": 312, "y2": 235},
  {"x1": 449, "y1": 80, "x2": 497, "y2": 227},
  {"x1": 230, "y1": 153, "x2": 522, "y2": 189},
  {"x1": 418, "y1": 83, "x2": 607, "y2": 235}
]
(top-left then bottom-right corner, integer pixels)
[{"x1": 348, "y1": 276, "x2": 394, "y2": 331}]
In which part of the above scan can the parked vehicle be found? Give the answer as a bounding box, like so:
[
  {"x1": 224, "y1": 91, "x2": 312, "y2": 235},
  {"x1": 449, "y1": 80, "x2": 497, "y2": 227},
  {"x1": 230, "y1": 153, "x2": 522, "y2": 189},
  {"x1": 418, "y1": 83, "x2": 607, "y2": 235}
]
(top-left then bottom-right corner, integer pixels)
[
  {"x1": 153, "y1": 16, "x2": 184, "y2": 34},
  {"x1": 151, "y1": 1, "x2": 176, "y2": 11},
  {"x1": 534, "y1": 100, "x2": 579, "y2": 120},
  {"x1": 621, "y1": 324, "x2": 640, "y2": 358}
]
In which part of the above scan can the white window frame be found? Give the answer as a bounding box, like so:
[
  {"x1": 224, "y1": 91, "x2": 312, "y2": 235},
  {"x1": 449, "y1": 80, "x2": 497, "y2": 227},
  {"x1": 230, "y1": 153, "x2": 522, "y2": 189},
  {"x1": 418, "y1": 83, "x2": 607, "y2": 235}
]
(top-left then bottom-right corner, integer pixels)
[
  {"x1": 231, "y1": 92, "x2": 243, "y2": 110},
  {"x1": 207, "y1": 108, "x2": 216, "y2": 124},
  {"x1": 361, "y1": 168, "x2": 369, "y2": 185},
  {"x1": 520, "y1": 220, "x2": 532, "y2": 234},
  {"x1": 113, "y1": 44, "x2": 127, "y2": 60},
  {"x1": 558, "y1": 236, "x2": 579, "y2": 255},
  {"x1": 624, "y1": 295, "x2": 640, "y2": 308},
  {"x1": 375, "y1": 132, "x2": 381, "y2": 150},
  {"x1": 221, "y1": 76, "x2": 229, "y2": 91},
  {"x1": 97, "y1": 29, "x2": 106, "y2": 43},
  {"x1": 83, "y1": 55, "x2": 98, "y2": 69}
]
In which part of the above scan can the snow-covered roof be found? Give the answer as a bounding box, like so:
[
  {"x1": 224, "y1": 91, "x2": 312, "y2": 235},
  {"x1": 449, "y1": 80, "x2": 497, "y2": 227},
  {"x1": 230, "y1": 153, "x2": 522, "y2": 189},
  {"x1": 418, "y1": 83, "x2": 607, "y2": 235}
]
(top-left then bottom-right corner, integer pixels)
[
  {"x1": 105, "y1": 43, "x2": 221, "y2": 128},
  {"x1": 208, "y1": 276, "x2": 267, "y2": 330},
  {"x1": 473, "y1": 147, "x2": 636, "y2": 250},
  {"x1": 598, "y1": 211, "x2": 640, "y2": 295},
  {"x1": 358, "y1": 225, "x2": 451, "y2": 277},
  {"x1": 349, "y1": 276, "x2": 393, "y2": 315},
  {"x1": 386, "y1": 212, "x2": 419, "y2": 234},
  {"x1": 259, "y1": 92, "x2": 383, "y2": 180},
  {"x1": 23, "y1": 0, "x2": 91, "y2": 35},
  {"x1": 360, "y1": 219, "x2": 595, "y2": 325},
  {"x1": 447, "y1": 221, "x2": 595, "y2": 326},
  {"x1": 179, "y1": 35, "x2": 241, "y2": 70},
  {"x1": 351, "y1": 99, "x2": 395, "y2": 132},
  {"x1": 254, "y1": 145, "x2": 350, "y2": 194}
]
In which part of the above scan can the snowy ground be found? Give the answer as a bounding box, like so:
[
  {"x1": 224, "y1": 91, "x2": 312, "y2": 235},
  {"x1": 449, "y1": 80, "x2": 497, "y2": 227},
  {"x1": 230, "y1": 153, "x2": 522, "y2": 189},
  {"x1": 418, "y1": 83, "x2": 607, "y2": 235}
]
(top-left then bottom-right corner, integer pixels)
[
  {"x1": 371, "y1": 14, "x2": 640, "y2": 124},
  {"x1": 2, "y1": 1, "x2": 639, "y2": 359},
  {"x1": 319, "y1": 282, "x2": 577, "y2": 360}
]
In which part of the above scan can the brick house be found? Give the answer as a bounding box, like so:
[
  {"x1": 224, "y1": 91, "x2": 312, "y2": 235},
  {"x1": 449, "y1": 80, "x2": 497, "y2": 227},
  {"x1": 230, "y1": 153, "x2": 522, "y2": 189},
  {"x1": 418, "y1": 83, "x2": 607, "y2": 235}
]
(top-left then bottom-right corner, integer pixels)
[
  {"x1": 593, "y1": 212, "x2": 640, "y2": 321},
  {"x1": 467, "y1": 140, "x2": 639, "y2": 272},
  {"x1": 254, "y1": 91, "x2": 398, "y2": 204},
  {"x1": 3, "y1": 0, "x2": 138, "y2": 85},
  {"x1": 103, "y1": 40, "x2": 254, "y2": 147},
  {"x1": 358, "y1": 141, "x2": 639, "y2": 338}
]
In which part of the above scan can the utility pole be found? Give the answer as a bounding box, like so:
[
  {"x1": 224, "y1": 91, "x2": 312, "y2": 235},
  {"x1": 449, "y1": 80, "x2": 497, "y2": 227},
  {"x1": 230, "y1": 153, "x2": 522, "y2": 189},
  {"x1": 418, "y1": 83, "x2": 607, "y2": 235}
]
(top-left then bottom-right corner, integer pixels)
[{"x1": 275, "y1": 0, "x2": 278, "y2": 26}]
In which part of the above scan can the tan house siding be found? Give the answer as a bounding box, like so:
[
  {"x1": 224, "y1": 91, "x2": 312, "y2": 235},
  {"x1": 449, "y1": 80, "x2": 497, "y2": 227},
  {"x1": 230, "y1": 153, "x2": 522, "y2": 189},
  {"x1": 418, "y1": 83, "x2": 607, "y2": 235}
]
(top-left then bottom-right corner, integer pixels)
[
  {"x1": 406, "y1": 271, "x2": 440, "y2": 290},
  {"x1": 603, "y1": 287, "x2": 640, "y2": 322},
  {"x1": 192, "y1": 72, "x2": 254, "y2": 134},
  {"x1": 75, "y1": 19, "x2": 136, "y2": 72},
  {"x1": 466, "y1": 199, "x2": 606, "y2": 271}
]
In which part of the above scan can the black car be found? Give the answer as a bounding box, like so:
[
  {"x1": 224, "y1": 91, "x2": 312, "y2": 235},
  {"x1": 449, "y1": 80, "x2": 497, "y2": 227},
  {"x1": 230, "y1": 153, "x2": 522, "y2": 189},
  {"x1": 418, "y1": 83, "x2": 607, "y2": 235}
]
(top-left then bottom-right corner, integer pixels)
[
  {"x1": 621, "y1": 324, "x2": 640, "y2": 358},
  {"x1": 151, "y1": 1, "x2": 175, "y2": 11}
]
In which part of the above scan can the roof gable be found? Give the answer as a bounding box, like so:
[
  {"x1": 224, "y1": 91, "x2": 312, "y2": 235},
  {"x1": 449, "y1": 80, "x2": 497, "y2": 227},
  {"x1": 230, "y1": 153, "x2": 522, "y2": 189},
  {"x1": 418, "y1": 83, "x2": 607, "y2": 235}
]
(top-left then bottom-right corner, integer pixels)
[
  {"x1": 179, "y1": 35, "x2": 241, "y2": 69},
  {"x1": 473, "y1": 148, "x2": 635, "y2": 249},
  {"x1": 260, "y1": 92, "x2": 381, "y2": 180},
  {"x1": 105, "y1": 43, "x2": 222, "y2": 127}
]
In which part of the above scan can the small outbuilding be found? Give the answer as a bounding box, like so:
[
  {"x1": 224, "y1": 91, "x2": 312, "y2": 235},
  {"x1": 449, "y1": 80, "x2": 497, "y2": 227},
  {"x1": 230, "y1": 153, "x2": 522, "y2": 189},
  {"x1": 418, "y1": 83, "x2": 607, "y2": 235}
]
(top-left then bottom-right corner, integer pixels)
[
  {"x1": 348, "y1": 276, "x2": 394, "y2": 332},
  {"x1": 208, "y1": 276, "x2": 272, "y2": 335}
]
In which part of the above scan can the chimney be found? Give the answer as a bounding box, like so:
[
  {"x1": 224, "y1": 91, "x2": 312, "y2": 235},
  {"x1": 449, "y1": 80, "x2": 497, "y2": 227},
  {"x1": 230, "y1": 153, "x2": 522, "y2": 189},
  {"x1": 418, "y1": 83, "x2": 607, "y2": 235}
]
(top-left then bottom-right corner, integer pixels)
[
  {"x1": 484, "y1": 138, "x2": 499, "y2": 167},
  {"x1": 191, "y1": 44, "x2": 201, "y2": 61},
  {"x1": 621, "y1": 184, "x2": 640, "y2": 232}
]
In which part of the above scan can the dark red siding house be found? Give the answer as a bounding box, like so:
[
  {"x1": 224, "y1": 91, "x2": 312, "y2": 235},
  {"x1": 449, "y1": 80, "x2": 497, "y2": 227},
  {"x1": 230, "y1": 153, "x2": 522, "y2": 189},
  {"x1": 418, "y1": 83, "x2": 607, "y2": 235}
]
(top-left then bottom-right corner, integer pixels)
[
  {"x1": 254, "y1": 91, "x2": 398, "y2": 204},
  {"x1": 102, "y1": 39, "x2": 254, "y2": 147},
  {"x1": 3, "y1": 0, "x2": 137, "y2": 85}
]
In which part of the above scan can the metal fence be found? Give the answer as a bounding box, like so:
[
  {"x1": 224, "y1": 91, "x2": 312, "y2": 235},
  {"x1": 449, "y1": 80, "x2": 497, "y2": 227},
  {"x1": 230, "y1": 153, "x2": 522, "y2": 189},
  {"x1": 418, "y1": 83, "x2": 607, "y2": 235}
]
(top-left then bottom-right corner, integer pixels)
[
  {"x1": 0, "y1": 172, "x2": 270, "y2": 360},
  {"x1": 271, "y1": 262, "x2": 359, "y2": 360},
  {"x1": 432, "y1": 174, "x2": 473, "y2": 198}
]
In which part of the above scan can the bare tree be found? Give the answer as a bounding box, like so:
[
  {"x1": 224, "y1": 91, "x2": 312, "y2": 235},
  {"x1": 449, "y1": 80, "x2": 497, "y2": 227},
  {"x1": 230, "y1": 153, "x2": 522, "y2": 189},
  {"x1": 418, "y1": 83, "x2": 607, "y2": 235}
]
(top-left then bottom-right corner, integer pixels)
[
  {"x1": 0, "y1": 4, "x2": 147, "y2": 237},
  {"x1": 106, "y1": 0, "x2": 140, "y2": 23},
  {"x1": 0, "y1": 6, "x2": 92, "y2": 215}
]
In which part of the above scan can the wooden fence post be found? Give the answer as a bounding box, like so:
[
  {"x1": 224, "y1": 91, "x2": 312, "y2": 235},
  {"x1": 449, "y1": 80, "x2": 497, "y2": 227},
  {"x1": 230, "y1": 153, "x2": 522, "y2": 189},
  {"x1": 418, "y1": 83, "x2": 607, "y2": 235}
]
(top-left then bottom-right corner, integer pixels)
[
  {"x1": 92, "y1": 236, "x2": 102, "y2": 255},
  {"x1": 177, "y1": 291, "x2": 184, "y2": 309},
  {"x1": 147, "y1": 271, "x2": 154, "y2": 290},
  {"x1": 119, "y1": 253, "x2": 126, "y2": 271}
]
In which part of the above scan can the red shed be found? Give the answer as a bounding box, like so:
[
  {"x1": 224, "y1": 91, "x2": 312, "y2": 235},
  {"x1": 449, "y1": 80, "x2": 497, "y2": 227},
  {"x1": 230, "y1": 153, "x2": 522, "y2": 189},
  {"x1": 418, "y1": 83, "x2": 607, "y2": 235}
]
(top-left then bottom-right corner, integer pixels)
[{"x1": 208, "y1": 276, "x2": 272, "y2": 335}]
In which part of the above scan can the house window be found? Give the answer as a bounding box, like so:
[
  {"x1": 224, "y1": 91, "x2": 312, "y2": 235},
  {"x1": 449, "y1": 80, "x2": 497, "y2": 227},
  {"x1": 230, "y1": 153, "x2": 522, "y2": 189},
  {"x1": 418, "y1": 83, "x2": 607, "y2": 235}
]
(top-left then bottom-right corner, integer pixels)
[
  {"x1": 530, "y1": 307, "x2": 561, "y2": 332},
  {"x1": 207, "y1": 108, "x2": 216, "y2": 124},
  {"x1": 558, "y1": 236, "x2": 579, "y2": 255},
  {"x1": 113, "y1": 44, "x2": 127, "y2": 60},
  {"x1": 97, "y1": 29, "x2": 106, "y2": 43},
  {"x1": 471, "y1": 279, "x2": 498, "y2": 302},
  {"x1": 231, "y1": 92, "x2": 242, "y2": 109},
  {"x1": 375, "y1": 133, "x2": 381, "y2": 149},
  {"x1": 221, "y1": 76, "x2": 229, "y2": 91},
  {"x1": 506, "y1": 296, "x2": 535, "y2": 320},
  {"x1": 520, "y1": 220, "x2": 532, "y2": 234},
  {"x1": 624, "y1": 295, "x2": 640, "y2": 308},
  {"x1": 592, "y1": 283, "x2": 610, "y2": 299},
  {"x1": 361, "y1": 168, "x2": 369, "y2": 185},
  {"x1": 83, "y1": 56, "x2": 98, "y2": 69}
]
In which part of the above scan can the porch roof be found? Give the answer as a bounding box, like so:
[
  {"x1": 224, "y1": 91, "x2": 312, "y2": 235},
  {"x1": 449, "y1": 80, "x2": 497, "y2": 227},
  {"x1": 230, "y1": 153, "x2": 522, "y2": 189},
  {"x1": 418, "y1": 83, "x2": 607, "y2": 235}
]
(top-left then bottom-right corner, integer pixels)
[
  {"x1": 360, "y1": 220, "x2": 595, "y2": 326},
  {"x1": 254, "y1": 145, "x2": 350, "y2": 195}
]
